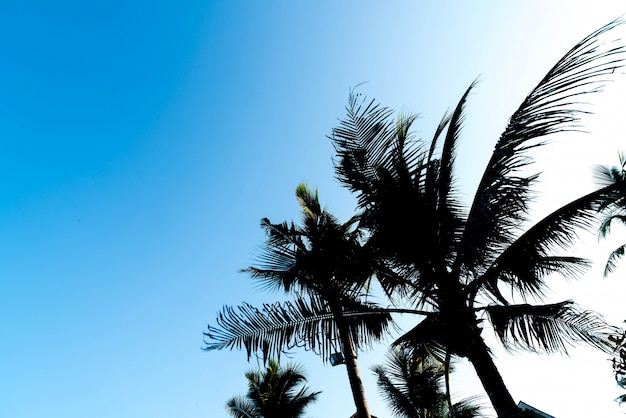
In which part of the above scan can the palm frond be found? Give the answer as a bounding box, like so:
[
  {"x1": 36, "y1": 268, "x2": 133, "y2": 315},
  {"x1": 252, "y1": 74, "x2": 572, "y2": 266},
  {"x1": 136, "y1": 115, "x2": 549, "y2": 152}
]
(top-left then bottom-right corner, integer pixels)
[
  {"x1": 331, "y1": 92, "x2": 398, "y2": 201},
  {"x1": 204, "y1": 297, "x2": 394, "y2": 361},
  {"x1": 459, "y1": 19, "x2": 626, "y2": 275},
  {"x1": 392, "y1": 315, "x2": 449, "y2": 362},
  {"x1": 372, "y1": 363, "x2": 423, "y2": 418},
  {"x1": 451, "y1": 395, "x2": 484, "y2": 418},
  {"x1": 226, "y1": 395, "x2": 259, "y2": 418},
  {"x1": 604, "y1": 244, "x2": 626, "y2": 276},
  {"x1": 474, "y1": 182, "x2": 626, "y2": 299},
  {"x1": 485, "y1": 300, "x2": 615, "y2": 354},
  {"x1": 434, "y1": 81, "x2": 475, "y2": 264}
]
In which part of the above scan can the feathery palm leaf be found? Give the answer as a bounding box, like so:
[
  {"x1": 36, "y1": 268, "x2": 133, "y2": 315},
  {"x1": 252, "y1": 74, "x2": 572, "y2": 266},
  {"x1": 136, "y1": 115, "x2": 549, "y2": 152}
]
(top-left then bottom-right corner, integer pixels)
[
  {"x1": 474, "y1": 182, "x2": 626, "y2": 300},
  {"x1": 205, "y1": 297, "x2": 393, "y2": 361},
  {"x1": 485, "y1": 301, "x2": 615, "y2": 354},
  {"x1": 458, "y1": 18, "x2": 626, "y2": 276}
]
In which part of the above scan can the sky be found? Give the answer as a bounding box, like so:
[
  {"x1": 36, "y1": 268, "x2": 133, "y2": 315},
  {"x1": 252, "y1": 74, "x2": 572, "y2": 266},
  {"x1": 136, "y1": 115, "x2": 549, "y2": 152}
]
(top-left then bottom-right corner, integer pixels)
[{"x1": 3, "y1": 1, "x2": 626, "y2": 417}]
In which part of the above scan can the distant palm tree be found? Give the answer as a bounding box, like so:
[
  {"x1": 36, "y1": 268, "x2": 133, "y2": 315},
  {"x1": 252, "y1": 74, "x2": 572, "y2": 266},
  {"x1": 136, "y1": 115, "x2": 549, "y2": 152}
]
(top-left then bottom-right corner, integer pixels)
[
  {"x1": 226, "y1": 359, "x2": 320, "y2": 418},
  {"x1": 372, "y1": 346, "x2": 481, "y2": 418}
]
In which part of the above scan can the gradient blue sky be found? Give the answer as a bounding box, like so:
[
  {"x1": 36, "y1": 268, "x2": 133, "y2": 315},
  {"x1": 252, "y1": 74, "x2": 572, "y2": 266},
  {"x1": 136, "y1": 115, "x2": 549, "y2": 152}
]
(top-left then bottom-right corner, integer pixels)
[{"x1": 3, "y1": 2, "x2": 626, "y2": 417}]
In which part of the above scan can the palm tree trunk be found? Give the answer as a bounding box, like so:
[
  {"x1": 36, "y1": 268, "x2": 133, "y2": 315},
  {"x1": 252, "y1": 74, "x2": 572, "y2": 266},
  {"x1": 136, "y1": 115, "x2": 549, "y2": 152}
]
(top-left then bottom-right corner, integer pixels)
[
  {"x1": 334, "y1": 309, "x2": 372, "y2": 418},
  {"x1": 465, "y1": 333, "x2": 521, "y2": 418}
]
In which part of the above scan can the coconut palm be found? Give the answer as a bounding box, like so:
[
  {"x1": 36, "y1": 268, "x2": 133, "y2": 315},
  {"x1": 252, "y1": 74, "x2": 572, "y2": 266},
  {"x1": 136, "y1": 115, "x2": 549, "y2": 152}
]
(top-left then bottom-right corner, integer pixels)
[
  {"x1": 372, "y1": 346, "x2": 481, "y2": 418},
  {"x1": 328, "y1": 19, "x2": 626, "y2": 418},
  {"x1": 206, "y1": 19, "x2": 626, "y2": 418},
  {"x1": 226, "y1": 359, "x2": 320, "y2": 418},
  {"x1": 208, "y1": 184, "x2": 401, "y2": 418}
]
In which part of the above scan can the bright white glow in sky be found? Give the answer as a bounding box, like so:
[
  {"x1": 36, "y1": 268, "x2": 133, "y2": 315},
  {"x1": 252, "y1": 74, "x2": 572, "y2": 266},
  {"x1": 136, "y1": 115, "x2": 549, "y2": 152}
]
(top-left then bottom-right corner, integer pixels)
[{"x1": 3, "y1": 1, "x2": 626, "y2": 418}]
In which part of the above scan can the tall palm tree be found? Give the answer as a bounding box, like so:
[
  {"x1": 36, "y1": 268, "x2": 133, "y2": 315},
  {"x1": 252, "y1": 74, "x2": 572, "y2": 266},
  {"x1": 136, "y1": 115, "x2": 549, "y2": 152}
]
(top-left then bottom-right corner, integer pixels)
[
  {"x1": 226, "y1": 359, "x2": 320, "y2": 418},
  {"x1": 372, "y1": 346, "x2": 481, "y2": 418},
  {"x1": 329, "y1": 19, "x2": 626, "y2": 418},
  {"x1": 208, "y1": 184, "x2": 400, "y2": 418}
]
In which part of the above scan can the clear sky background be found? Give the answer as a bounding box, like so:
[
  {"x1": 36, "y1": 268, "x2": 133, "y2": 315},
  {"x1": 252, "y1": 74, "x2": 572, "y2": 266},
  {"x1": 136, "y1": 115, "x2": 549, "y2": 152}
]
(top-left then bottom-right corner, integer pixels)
[{"x1": 3, "y1": 1, "x2": 626, "y2": 417}]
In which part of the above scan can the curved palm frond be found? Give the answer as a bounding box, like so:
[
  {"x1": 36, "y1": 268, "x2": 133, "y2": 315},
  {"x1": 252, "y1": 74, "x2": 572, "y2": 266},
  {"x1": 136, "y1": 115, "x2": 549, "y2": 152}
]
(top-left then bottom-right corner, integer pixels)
[
  {"x1": 450, "y1": 395, "x2": 484, "y2": 418},
  {"x1": 458, "y1": 19, "x2": 626, "y2": 275},
  {"x1": 474, "y1": 181, "x2": 626, "y2": 300},
  {"x1": 226, "y1": 395, "x2": 259, "y2": 418},
  {"x1": 604, "y1": 244, "x2": 626, "y2": 276},
  {"x1": 485, "y1": 300, "x2": 616, "y2": 354},
  {"x1": 391, "y1": 315, "x2": 449, "y2": 363},
  {"x1": 204, "y1": 297, "x2": 394, "y2": 361}
]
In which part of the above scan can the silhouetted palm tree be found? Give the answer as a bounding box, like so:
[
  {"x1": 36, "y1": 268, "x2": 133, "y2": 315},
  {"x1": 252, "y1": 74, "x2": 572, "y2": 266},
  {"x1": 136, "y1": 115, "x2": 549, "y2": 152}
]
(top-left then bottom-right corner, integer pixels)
[
  {"x1": 207, "y1": 19, "x2": 626, "y2": 418},
  {"x1": 209, "y1": 184, "x2": 400, "y2": 418},
  {"x1": 226, "y1": 359, "x2": 320, "y2": 418},
  {"x1": 329, "y1": 19, "x2": 626, "y2": 418},
  {"x1": 372, "y1": 346, "x2": 481, "y2": 418}
]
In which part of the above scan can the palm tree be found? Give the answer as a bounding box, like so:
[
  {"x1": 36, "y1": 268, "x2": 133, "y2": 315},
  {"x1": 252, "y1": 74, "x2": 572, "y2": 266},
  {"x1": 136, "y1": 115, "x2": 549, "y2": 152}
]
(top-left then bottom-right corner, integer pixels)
[
  {"x1": 329, "y1": 19, "x2": 626, "y2": 418},
  {"x1": 226, "y1": 359, "x2": 320, "y2": 418},
  {"x1": 208, "y1": 184, "x2": 400, "y2": 418},
  {"x1": 206, "y1": 19, "x2": 626, "y2": 418},
  {"x1": 372, "y1": 346, "x2": 481, "y2": 418}
]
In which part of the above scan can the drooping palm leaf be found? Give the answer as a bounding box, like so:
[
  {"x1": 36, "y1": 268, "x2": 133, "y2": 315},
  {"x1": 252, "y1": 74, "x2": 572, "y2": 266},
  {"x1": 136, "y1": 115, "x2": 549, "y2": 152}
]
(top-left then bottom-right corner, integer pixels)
[
  {"x1": 485, "y1": 300, "x2": 615, "y2": 354},
  {"x1": 226, "y1": 395, "x2": 259, "y2": 418},
  {"x1": 204, "y1": 297, "x2": 394, "y2": 361},
  {"x1": 474, "y1": 181, "x2": 626, "y2": 300},
  {"x1": 604, "y1": 244, "x2": 626, "y2": 276}
]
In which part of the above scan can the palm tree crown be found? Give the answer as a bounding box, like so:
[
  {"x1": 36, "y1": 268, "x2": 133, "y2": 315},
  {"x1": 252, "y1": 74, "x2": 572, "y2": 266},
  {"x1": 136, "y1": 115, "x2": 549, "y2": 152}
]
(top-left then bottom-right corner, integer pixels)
[{"x1": 226, "y1": 359, "x2": 320, "y2": 418}]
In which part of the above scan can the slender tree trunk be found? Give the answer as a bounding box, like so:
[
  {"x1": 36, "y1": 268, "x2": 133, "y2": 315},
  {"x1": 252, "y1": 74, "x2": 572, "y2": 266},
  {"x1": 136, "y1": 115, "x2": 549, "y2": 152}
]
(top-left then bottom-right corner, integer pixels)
[
  {"x1": 465, "y1": 333, "x2": 522, "y2": 418},
  {"x1": 334, "y1": 309, "x2": 372, "y2": 418}
]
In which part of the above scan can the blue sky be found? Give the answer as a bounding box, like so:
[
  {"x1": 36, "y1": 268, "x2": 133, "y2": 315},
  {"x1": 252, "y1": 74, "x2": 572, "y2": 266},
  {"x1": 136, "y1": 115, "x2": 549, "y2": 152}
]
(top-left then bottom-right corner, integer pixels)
[{"x1": 3, "y1": 1, "x2": 626, "y2": 417}]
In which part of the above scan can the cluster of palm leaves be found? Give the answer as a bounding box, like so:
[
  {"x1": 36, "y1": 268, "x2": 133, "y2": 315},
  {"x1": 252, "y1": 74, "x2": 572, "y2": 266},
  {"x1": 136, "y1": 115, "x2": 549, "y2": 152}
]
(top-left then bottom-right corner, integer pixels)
[
  {"x1": 609, "y1": 324, "x2": 626, "y2": 406},
  {"x1": 226, "y1": 359, "x2": 320, "y2": 418},
  {"x1": 373, "y1": 346, "x2": 482, "y2": 418},
  {"x1": 206, "y1": 19, "x2": 626, "y2": 418}
]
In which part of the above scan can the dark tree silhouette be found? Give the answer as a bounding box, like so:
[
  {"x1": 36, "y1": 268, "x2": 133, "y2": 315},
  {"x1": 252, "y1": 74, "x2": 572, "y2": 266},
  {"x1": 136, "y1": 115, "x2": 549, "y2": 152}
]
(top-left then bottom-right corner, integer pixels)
[
  {"x1": 328, "y1": 19, "x2": 626, "y2": 418},
  {"x1": 226, "y1": 359, "x2": 320, "y2": 418},
  {"x1": 372, "y1": 346, "x2": 482, "y2": 418},
  {"x1": 206, "y1": 19, "x2": 626, "y2": 418}
]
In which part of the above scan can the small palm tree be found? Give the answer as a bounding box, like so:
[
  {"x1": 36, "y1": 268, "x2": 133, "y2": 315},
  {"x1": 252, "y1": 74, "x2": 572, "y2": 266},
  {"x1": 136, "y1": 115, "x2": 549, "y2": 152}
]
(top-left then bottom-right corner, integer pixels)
[
  {"x1": 372, "y1": 346, "x2": 481, "y2": 418},
  {"x1": 226, "y1": 359, "x2": 320, "y2": 418}
]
